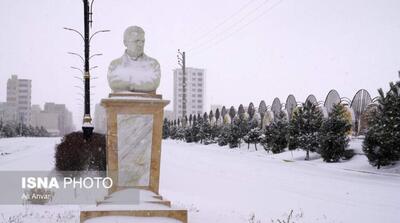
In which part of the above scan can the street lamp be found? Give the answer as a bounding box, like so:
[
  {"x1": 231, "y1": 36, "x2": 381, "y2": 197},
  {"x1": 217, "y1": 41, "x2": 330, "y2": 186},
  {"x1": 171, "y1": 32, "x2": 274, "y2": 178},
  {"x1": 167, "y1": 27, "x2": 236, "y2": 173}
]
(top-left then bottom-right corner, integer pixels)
[{"x1": 64, "y1": 0, "x2": 109, "y2": 139}]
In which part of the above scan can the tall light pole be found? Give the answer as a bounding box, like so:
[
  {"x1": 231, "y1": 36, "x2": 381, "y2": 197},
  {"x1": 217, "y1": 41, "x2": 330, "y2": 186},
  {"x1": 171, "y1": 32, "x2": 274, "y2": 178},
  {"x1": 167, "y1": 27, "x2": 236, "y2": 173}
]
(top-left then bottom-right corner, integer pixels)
[
  {"x1": 177, "y1": 49, "x2": 186, "y2": 119},
  {"x1": 64, "y1": 0, "x2": 109, "y2": 139}
]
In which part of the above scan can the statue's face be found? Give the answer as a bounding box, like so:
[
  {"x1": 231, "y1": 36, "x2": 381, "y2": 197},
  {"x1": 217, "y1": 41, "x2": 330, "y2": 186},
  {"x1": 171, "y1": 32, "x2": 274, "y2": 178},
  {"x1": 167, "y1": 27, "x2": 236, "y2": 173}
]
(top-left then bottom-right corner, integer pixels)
[{"x1": 125, "y1": 31, "x2": 145, "y2": 57}]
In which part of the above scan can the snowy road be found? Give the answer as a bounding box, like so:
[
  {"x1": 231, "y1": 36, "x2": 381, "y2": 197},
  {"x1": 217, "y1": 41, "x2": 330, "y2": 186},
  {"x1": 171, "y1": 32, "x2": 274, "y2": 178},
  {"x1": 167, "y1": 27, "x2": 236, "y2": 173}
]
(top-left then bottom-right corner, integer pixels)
[{"x1": 0, "y1": 137, "x2": 399, "y2": 222}]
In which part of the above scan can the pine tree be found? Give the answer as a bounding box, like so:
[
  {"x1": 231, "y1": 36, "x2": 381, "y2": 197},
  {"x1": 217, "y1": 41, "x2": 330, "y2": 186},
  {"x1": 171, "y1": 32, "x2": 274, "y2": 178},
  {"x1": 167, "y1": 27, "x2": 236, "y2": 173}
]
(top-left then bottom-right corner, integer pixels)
[
  {"x1": 0, "y1": 118, "x2": 3, "y2": 138},
  {"x1": 258, "y1": 100, "x2": 267, "y2": 128},
  {"x1": 209, "y1": 110, "x2": 214, "y2": 123},
  {"x1": 319, "y1": 104, "x2": 352, "y2": 162},
  {"x1": 169, "y1": 125, "x2": 177, "y2": 139},
  {"x1": 288, "y1": 107, "x2": 302, "y2": 151},
  {"x1": 363, "y1": 80, "x2": 400, "y2": 168},
  {"x1": 228, "y1": 120, "x2": 241, "y2": 148},
  {"x1": 292, "y1": 101, "x2": 323, "y2": 160},
  {"x1": 217, "y1": 124, "x2": 230, "y2": 146},
  {"x1": 247, "y1": 102, "x2": 255, "y2": 120},
  {"x1": 221, "y1": 106, "x2": 227, "y2": 119},
  {"x1": 263, "y1": 111, "x2": 288, "y2": 154},
  {"x1": 215, "y1": 108, "x2": 220, "y2": 124},
  {"x1": 162, "y1": 118, "x2": 170, "y2": 139},
  {"x1": 243, "y1": 127, "x2": 262, "y2": 150},
  {"x1": 244, "y1": 115, "x2": 260, "y2": 149},
  {"x1": 229, "y1": 106, "x2": 236, "y2": 124}
]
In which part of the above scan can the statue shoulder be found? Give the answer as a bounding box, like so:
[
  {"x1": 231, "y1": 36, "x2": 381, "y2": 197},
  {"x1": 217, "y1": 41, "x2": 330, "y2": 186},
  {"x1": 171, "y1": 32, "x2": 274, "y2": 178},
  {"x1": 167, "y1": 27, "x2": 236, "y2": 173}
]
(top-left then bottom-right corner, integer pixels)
[
  {"x1": 143, "y1": 54, "x2": 160, "y2": 67},
  {"x1": 108, "y1": 56, "x2": 123, "y2": 71}
]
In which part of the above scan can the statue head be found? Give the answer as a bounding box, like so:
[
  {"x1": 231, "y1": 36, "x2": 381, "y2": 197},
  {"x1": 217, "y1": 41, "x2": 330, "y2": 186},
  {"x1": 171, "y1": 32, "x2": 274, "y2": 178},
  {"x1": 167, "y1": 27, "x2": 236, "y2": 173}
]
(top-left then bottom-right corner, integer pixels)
[{"x1": 123, "y1": 26, "x2": 145, "y2": 58}]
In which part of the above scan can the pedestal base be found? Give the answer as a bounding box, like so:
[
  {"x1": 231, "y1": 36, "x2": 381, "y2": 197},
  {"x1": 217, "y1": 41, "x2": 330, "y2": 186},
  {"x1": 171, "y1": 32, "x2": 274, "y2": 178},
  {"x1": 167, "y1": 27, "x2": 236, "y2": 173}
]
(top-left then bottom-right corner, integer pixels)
[{"x1": 80, "y1": 189, "x2": 187, "y2": 223}]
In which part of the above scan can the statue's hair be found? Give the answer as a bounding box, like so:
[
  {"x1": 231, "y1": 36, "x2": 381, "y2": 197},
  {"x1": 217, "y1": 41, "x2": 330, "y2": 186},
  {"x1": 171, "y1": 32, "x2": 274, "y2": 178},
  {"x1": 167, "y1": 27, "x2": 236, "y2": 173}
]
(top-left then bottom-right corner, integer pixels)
[{"x1": 123, "y1": 26, "x2": 145, "y2": 46}]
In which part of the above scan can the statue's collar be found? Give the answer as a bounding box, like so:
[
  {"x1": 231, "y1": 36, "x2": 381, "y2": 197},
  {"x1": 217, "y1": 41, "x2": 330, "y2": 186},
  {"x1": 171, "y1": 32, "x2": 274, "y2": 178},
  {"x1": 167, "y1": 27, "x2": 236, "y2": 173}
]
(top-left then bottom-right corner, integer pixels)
[{"x1": 124, "y1": 50, "x2": 145, "y2": 61}]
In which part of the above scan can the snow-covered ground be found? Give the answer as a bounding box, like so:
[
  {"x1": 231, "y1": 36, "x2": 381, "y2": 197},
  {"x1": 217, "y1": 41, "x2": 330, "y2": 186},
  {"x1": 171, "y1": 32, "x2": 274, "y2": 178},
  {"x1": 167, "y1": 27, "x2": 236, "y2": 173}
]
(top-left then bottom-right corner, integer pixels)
[{"x1": 0, "y1": 137, "x2": 399, "y2": 222}]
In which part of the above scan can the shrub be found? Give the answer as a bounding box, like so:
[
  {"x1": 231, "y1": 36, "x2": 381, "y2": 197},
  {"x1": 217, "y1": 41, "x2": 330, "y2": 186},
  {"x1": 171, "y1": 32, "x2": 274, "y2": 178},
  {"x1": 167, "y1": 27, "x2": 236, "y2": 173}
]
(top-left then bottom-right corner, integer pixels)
[{"x1": 55, "y1": 132, "x2": 106, "y2": 171}]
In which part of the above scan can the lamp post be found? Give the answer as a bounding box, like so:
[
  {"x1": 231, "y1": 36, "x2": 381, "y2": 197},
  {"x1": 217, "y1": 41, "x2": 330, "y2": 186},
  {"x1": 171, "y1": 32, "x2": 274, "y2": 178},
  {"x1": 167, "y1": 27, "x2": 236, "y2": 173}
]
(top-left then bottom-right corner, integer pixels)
[
  {"x1": 177, "y1": 49, "x2": 186, "y2": 120},
  {"x1": 64, "y1": 0, "x2": 109, "y2": 139}
]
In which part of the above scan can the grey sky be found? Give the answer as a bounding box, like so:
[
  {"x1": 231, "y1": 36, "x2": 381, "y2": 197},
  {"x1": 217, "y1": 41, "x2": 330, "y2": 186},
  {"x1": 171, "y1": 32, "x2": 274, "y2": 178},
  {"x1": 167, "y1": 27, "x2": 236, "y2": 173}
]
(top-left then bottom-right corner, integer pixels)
[{"x1": 0, "y1": 0, "x2": 399, "y2": 128}]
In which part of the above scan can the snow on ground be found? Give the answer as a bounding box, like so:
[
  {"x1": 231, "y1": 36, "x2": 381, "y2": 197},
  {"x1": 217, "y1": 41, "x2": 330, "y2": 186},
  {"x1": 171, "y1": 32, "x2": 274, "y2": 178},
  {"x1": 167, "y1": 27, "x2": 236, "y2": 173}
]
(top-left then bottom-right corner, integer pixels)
[
  {"x1": 0, "y1": 137, "x2": 399, "y2": 222},
  {"x1": 0, "y1": 137, "x2": 60, "y2": 170}
]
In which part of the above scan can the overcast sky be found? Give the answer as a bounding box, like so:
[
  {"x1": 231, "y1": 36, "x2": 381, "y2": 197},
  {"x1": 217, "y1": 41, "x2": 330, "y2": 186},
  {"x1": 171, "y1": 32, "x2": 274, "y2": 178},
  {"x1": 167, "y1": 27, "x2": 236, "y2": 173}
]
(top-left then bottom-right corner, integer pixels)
[{"x1": 1, "y1": 0, "x2": 399, "y2": 128}]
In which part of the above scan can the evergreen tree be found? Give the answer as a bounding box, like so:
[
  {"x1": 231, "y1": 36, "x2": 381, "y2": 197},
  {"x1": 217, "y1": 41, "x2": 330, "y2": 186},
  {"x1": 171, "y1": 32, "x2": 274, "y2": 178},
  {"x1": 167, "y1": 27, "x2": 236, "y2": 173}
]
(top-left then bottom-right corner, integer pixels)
[
  {"x1": 0, "y1": 119, "x2": 3, "y2": 138},
  {"x1": 34, "y1": 126, "x2": 41, "y2": 137},
  {"x1": 238, "y1": 104, "x2": 245, "y2": 117},
  {"x1": 209, "y1": 110, "x2": 214, "y2": 123},
  {"x1": 217, "y1": 125, "x2": 230, "y2": 146},
  {"x1": 2, "y1": 123, "x2": 17, "y2": 137},
  {"x1": 186, "y1": 117, "x2": 200, "y2": 143},
  {"x1": 215, "y1": 108, "x2": 220, "y2": 123},
  {"x1": 288, "y1": 107, "x2": 302, "y2": 151},
  {"x1": 228, "y1": 119, "x2": 241, "y2": 148},
  {"x1": 319, "y1": 104, "x2": 352, "y2": 162},
  {"x1": 199, "y1": 117, "x2": 213, "y2": 144},
  {"x1": 221, "y1": 106, "x2": 227, "y2": 119},
  {"x1": 263, "y1": 111, "x2": 288, "y2": 154},
  {"x1": 293, "y1": 101, "x2": 323, "y2": 160},
  {"x1": 39, "y1": 126, "x2": 49, "y2": 137},
  {"x1": 162, "y1": 118, "x2": 170, "y2": 139},
  {"x1": 189, "y1": 114, "x2": 193, "y2": 126},
  {"x1": 243, "y1": 127, "x2": 262, "y2": 150},
  {"x1": 169, "y1": 125, "x2": 177, "y2": 139},
  {"x1": 175, "y1": 126, "x2": 186, "y2": 140},
  {"x1": 258, "y1": 100, "x2": 267, "y2": 128},
  {"x1": 244, "y1": 115, "x2": 260, "y2": 149},
  {"x1": 247, "y1": 102, "x2": 255, "y2": 120},
  {"x1": 363, "y1": 80, "x2": 400, "y2": 168},
  {"x1": 229, "y1": 106, "x2": 236, "y2": 124}
]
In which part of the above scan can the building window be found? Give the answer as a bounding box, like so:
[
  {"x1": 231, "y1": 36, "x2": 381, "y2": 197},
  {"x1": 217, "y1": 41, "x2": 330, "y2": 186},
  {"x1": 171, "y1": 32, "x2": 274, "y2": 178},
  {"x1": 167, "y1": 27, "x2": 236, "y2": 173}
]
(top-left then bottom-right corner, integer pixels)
[
  {"x1": 197, "y1": 94, "x2": 202, "y2": 97},
  {"x1": 197, "y1": 72, "x2": 202, "y2": 76},
  {"x1": 198, "y1": 83, "x2": 202, "y2": 87},
  {"x1": 197, "y1": 100, "x2": 202, "y2": 103},
  {"x1": 192, "y1": 94, "x2": 196, "y2": 97},
  {"x1": 198, "y1": 105, "x2": 202, "y2": 108}
]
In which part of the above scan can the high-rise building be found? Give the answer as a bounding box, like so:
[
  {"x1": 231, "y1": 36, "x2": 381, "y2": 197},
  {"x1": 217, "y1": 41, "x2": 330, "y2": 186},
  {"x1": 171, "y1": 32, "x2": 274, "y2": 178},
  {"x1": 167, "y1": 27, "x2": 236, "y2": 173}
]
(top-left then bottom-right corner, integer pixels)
[
  {"x1": 42, "y1": 103, "x2": 74, "y2": 135},
  {"x1": 173, "y1": 67, "x2": 205, "y2": 119},
  {"x1": 31, "y1": 104, "x2": 60, "y2": 136},
  {"x1": 6, "y1": 75, "x2": 32, "y2": 124}
]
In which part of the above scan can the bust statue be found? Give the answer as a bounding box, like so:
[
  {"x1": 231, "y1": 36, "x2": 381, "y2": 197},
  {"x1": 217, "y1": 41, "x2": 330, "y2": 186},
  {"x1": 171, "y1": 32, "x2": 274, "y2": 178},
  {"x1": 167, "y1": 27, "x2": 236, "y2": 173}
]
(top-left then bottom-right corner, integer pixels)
[{"x1": 107, "y1": 26, "x2": 161, "y2": 93}]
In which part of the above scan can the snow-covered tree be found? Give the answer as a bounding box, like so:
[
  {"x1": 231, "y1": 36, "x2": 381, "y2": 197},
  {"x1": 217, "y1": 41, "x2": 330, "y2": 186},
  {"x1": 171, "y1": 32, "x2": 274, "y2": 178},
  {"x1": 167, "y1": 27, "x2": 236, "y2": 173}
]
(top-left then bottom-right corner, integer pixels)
[
  {"x1": 291, "y1": 101, "x2": 323, "y2": 160},
  {"x1": 258, "y1": 100, "x2": 267, "y2": 128},
  {"x1": 262, "y1": 111, "x2": 288, "y2": 154},
  {"x1": 215, "y1": 108, "x2": 220, "y2": 124},
  {"x1": 243, "y1": 127, "x2": 262, "y2": 150},
  {"x1": 229, "y1": 106, "x2": 236, "y2": 124},
  {"x1": 363, "y1": 80, "x2": 400, "y2": 168},
  {"x1": 162, "y1": 118, "x2": 170, "y2": 139},
  {"x1": 319, "y1": 104, "x2": 352, "y2": 162},
  {"x1": 217, "y1": 125, "x2": 230, "y2": 146},
  {"x1": 247, "y1": 102, "x2": 255, "y2": 120}
]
